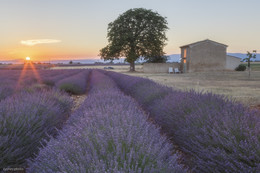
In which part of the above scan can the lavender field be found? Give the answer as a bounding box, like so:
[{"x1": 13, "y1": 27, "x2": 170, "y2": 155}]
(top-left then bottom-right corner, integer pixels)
[{"x1": 0, "y1": 69, "x2": 259, "y2": 172}]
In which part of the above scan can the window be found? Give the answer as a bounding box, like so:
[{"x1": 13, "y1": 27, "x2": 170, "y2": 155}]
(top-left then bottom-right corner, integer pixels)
[{"x1": 184, "y1": 48, "x2": 187, "y2": 58}]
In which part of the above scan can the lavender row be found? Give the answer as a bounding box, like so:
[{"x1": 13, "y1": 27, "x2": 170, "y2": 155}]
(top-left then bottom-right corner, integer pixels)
[
  {"x1": 0, "y1": 70, "x2": 41, "y2": 89},
  {"x1": 28, "y1": 70, "x2": 185, "y2": 172},
  {"x1": 0, "y1": 89, "x2": 73, "y2": 168},
  {"x1": 0, "y1": 70, "x2": 23, "y2": 100},
  {"x1": 0, "y1": 85, "x2": 15, "y2": 101},
  {"x1": 40, "y1": 69, "x2": 82, "y2": 87},
  {"x1": 0, "y1": 69, "x2": 89, "y2": 101},
  {"x1": 55, "y1": 70, "x2": 90, "y2": 95},
  {"x1": 104, "y1": 70, "x2": 260, "y2": 173},
  {"x1": 0, "y1": 69, "x2": 77, "y2": 100}
]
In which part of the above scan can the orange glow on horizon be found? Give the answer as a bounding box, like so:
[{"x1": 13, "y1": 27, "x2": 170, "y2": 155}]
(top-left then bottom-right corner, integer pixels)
[
  {"x1": 29, "y1": 62, "x2": 42, "y2": 84},
  {"x1": 1, "y1": 43, "x2": 100, "y2": 61},
  {"x1": 16, "y1": 63, "x2": 28, "y2": 89},
  {"x1": 16, "y1": 61, "x2": 42, "y2": 89}
]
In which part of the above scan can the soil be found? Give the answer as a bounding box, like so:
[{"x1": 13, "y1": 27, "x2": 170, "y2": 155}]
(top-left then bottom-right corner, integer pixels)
[{"x1": 71, "y1": 94, "x2": 87, "y2": 112}]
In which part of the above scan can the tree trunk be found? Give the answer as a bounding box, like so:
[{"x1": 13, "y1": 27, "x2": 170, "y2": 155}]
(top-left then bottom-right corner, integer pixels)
[
  {"x1": 248, "y1": 61, "x2": 251, "y2": 78},
  {"x1": 130, "y1": 61, "x2": 135, "y2": 71},
  {"x1": 249, "y1": 67, "x2": 251, "y2": 78}
]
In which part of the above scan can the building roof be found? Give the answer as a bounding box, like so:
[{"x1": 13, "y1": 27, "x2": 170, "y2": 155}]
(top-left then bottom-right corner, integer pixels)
[
  {"x1": 180, "y1": 39, "x2": 228, "y2": 48},
  {"x1": 226, "y1": 55, "x2": 241, "y2": 59}
]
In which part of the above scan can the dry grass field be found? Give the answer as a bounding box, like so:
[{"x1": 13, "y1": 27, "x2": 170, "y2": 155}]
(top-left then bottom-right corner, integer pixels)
[
  {"x1": 51, "y1": 64, "x2": 143, "y2": 71},
  {"x1": 126, "y1": 70, "x2": 260, "y2": 107},
  {"x1": 242, "y1": 62, "x2": 260, "y2": 71}
]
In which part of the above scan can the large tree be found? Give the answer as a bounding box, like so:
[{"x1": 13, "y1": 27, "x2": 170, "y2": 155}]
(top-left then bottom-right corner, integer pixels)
[{"x1": 99, "y1": 8, "x2": 169, "y2": 71}]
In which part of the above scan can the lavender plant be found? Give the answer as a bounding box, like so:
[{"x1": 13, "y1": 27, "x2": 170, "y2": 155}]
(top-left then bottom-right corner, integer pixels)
[
  {"x1": 0, "y1": 70, "x2": 20, "y2": 100},
  {"x1": 0, "y1": 69, "x2": 71, "y2": 101},
  {"x1": 41, "y1": 69, "x2": 83, "y2": 87},
  {"x1": 105, "y1": 70, "x2": 260, "y2": 173},
  {"x1": 55, "y1": 70, "x2": 90, "y2": 94},
  {"x1": 28, "y1": 70, "x2": 185, "y2": 172},
  {"x1": 0, "y1": 89, "x2": 73, "y2": 168},
  {"x1": 0, "y1": 86, "x2": 15, "y2": 101},
  {"x1": 149, "y1": 91, "x2": 260, "y2": 172}
]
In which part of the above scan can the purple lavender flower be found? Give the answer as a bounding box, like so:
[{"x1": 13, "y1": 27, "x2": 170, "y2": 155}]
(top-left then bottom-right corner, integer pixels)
[
  {"x1": 0, "y1": 89, "x2": 73, "y2": 167},
  {"x1": 28, "y1": 70, "x2": 185, "y2": 172},
  {"x1": 55, "y1": 70, "x2": 90, "y2": 94},
  {"x1": 105, "y1": 70, "x2": 260, "y2": 173}
]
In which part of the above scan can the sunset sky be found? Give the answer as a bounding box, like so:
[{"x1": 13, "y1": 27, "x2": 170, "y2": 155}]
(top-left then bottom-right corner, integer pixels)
[{"x1": 0, "y1": 0, "x2": 259, "y2": 62}]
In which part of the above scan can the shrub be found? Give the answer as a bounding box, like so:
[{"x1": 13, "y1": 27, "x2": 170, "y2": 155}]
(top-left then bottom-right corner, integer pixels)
[
  {"x1": 55, "y1": 70, "x2": 90, "y2": 95},
  {"x1": 23, "y1": 84, "x2": 52, "y2": 93},
  {"x1": 0, "y1": 86, "x2": 15, "y2": 101},
  {"x1": 42, "y1": 79, "x2": 55, "y2": 86},
  {"x1": 235, "y1": 64, "x2": 246, "y2": 71},
  {"x1": 105, "y1": 70, "x2": 260, "y2": 172},
  {"x1": 0, "y1": 71, "x2": 18, "y2": 100},
  {"x1": 0, "y1": 89, "x2": 73, "y2": 168},
  {"x1": 41, "y1": 69, "x2": 82, "y2": 87},
  {"x1": 129, "y1": 81, "x2": 172, "y2": 107},
  {"x1": 58, "y1": 83, "x2": 83, "y2": 95},
  {"x1": 28, "y1": 70, "x2": 185, "y2": 172},
  {"x1": 149, "y1": 91, "x2": 260, "y2": 172},
  {"x1": 88, "y1": 69, "x2": 118, "y2": 91}
]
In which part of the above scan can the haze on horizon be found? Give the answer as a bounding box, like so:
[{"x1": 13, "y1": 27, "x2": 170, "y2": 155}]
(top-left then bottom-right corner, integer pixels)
[{"x1": 0, "y1": 0, "x2": 259, "y2": 62}]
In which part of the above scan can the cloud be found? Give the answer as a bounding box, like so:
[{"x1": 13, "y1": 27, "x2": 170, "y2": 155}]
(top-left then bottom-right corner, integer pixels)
[{"x1": 21, "y1": 39, "x2": 61, "y2": 46}]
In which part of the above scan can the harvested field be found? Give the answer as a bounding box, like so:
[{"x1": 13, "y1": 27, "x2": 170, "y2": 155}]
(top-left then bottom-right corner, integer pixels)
[{"x1": 124, "y1": 71, "x2": 260, "y2": 107}]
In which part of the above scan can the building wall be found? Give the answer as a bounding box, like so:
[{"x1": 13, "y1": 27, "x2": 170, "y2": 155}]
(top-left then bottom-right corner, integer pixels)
[
  {"x1": 226, "y1": 55, "x2": 241, "y2": 70},
  {"x1": 143, "y1": 63, "x2": 180, "y2": 73},
  {"x1": 188, "y1": 42, "x2": 227, "y2": 72}
]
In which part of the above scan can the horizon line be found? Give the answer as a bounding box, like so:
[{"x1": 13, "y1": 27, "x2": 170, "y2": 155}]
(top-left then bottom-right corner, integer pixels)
[{"x1": 1, "y1": 52, "x2": 258, "y2": 62}]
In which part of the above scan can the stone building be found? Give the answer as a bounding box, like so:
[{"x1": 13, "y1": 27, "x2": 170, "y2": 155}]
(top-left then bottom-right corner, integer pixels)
[
  {"x1": 226, "y1": 55, "x2": 241, "y2": 70},
  {"x1": 180, "y1": 39, "x2": 228, "y2": 72}
]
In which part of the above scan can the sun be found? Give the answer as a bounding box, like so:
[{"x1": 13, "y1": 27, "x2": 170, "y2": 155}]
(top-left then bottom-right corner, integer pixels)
[{"x1": 26, "y1": 57, "x2": 31, "y2": 61}]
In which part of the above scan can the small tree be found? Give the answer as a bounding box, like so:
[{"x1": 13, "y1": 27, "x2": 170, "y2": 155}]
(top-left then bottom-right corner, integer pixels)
[
  {"x1": 243, "y1": 50, "x2": 257, "y2": 77},
  {"x1": 99, "y1": 8, "x2": 169, "y2": 71},
  {"x1": 69, "y1": 61, "x2": 73, "y2": 64}
]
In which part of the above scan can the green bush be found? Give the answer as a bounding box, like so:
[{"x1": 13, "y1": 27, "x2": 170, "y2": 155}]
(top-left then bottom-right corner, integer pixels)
[
  {"x1": 59, "y1": 83, "x2": 83, "y2": 95},
  {"x1": 235, "y1": 64, "x2": 246, "y2": 71},
  {"x1": 42, "y1": 80, "x2": 55, "y2": 86}
]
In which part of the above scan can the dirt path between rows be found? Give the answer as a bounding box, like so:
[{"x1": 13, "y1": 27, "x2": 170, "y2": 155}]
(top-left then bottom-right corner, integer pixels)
[
  {"x1": 70, "y1": 70, "x2": 92, "y2": 112},
  {"x1": 71, "y1": 94, "x2": 87, "y2": 112}
]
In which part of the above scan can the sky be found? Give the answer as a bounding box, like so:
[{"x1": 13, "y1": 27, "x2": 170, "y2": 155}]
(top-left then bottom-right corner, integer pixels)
[{"x1": 0, "y1": 0, "x2": 259, "y2": 62}]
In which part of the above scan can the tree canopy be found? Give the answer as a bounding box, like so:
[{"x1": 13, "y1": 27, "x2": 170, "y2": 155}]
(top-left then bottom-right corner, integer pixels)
[{"x1": 99, "y1": 8, "x2": 169, "y2": 71}]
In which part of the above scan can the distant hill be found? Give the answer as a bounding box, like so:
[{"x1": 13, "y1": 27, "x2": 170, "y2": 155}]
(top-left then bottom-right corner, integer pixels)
[
  {"x1": 166, "y1": 54, "x2": 181, "y2": 62},
  {"x1": 166, "y1": 53, "x2": 260, "y2": 62},
  {"x1": 227, "y1": 53, "x2": 260, "y2": 61},
  {"x1": 1, "y1": 53, "x2": 259, "y2": 64}
]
